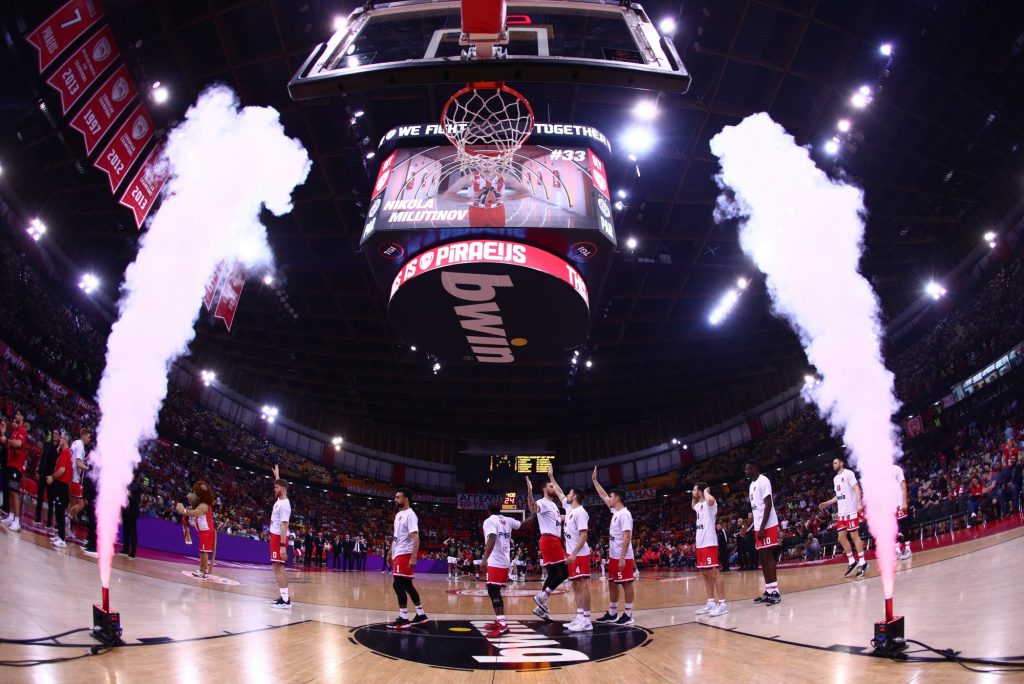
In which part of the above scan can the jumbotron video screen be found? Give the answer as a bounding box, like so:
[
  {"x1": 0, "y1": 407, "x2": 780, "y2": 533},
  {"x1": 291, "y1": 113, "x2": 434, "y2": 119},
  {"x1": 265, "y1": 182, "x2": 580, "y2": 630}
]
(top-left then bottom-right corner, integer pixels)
[{"x1": 364, "y1": 144, "x2": 613, "y2": 237}]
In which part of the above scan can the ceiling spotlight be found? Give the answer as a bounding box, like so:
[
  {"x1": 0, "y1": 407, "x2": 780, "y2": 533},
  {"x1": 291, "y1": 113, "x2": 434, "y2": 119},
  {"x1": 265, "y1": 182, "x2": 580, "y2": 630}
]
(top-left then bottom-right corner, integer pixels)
[
  {"x1": 571, "y1": 356, "x2": 578, "y2": 365},
  {"x1": 682, "y1": 444, "x2": 689, "y2": 450},
  {"x1": 925, "y1": 281, "x2": 947, "y2": 300},
  {"x1": 573, "y1": 350, "x2": 580, "y2": 357},
  {"x1": 614, "y1": 200, "x2": 625, "y2": 211},
  {"x1": 627, "y1": 153, "x2": 638, "y2": 162},
  {"x1": 331, "y1": 436, "x2": 343, "y2": 450},
  {"x1": 626, "y1": 236, "x2": 638, "y2": 250},
  {"x1": 199, "y1": 369, "x2": 216, "y2": 386},
  {"x1": 365, "y1": 151, "x2": 375, "y2": 159},
  {"x1": 585, "y1": 359, "x2": 593, "y2": 368},
  {"x1": 78, "y1": 273, "x2": 99, "y2": 294},
  {"x1": 352, "y1": 109, "x2": 365, "y2": 118},
  {"x1": 879, "y1": 43, "x2": 893, "y2": 57},
  {"x1": 859, "y1": 85, "x2": 872, "y2": 95},
  {"x1": 824, "y1": 139, "x2": 840, "y2": 155},
  {"x1": 632, "y1": 100, "x2": 659, "y2": 122},
  {"x1": 804, "y1": 374, "x2": 815, "y2": 385},
  {"x1": 671, "y1": 438, "x2": 680, "y2": 445},
  {"x1": 983, "y1": 231, "x2": 996, "y2": 242},
  {"x1": 27, "y1": 218, "x2": 47, "y2": 241},
  {"x1": 410, "y1": 345, "x2": 417, "y2": 351},
  {"x1": 333, "y1": 15, "x2": 348, "y2": 32},
  {"x1": 621, "y1": 126, "x2": 655, "y2": 155},
  {"x1": 260, "y1": 405, "x2": 279, "y2": 423},
  {"x1": 737, "y1": 276, "x2": 748, "y2": 290},
  {"x1": 262, "y1": 274, "x2": 274, "y2": 286},
  {"x1": 836, "y1": 119, "x2": 851, "y2": 133},
  {"x1": 708, "y1": 288, "x2": 741, "y2": 325},
  {"x1": 151, "y1": 85, "x2": 169, "y2": 104},
  {"x1": 850, "y1": 91, "x2": 870, "y2": 109},
  {"x1": 617, "y1": 189, "x2": 627, "y2": 199},
  {"x1": 659, "y1": 17, "x2": 677, "y2": 35},
  {"x1": 432, "y1": 362, "x2": 441, "y2": 373}
]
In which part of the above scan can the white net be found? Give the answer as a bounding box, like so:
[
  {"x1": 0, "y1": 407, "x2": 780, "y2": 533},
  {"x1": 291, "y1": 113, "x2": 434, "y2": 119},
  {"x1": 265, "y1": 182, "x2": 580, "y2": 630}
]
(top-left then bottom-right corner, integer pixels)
[{"x1": 441, "y1": 83, "x2": 534, "y2": 175}]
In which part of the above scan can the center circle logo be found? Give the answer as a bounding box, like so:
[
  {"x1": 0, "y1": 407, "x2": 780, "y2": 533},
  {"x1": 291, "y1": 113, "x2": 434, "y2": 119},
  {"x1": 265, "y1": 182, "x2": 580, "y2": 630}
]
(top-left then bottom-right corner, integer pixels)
[
  {"x1": 353, "y1": 619, "x2": 649, "y2": 670},
  {"x1": 447, "y1": 588, "x2": 566, "y2": 598}
]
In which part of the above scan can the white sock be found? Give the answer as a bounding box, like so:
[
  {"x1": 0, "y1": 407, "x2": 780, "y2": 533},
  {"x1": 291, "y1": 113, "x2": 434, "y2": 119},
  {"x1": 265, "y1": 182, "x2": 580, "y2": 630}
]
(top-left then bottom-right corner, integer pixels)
[
  {"x1": 496, "y1": 614, "x2": 506, "y2": 624},
  {"x1": 280, "y1": 588, "x2": 289, "y2": 601},
  {"x1": 415, "y1": 605, "x2": 425, "y2": 616},
  {"x1": 608, "y1": 604, "x2": 618, "y2": 616},
  {"x1": 846, "y1": 553, "x2": 854, "y2": 564},
  {"x1": 857, "y1": 556, "x2": 866, "y2": 566},
  {"x1": 583, "y1": 610, "x2": 591, "y2": 619},
  {"x1": 577, "y1": 608, "x2": 584, "y2": 618},
  {"x1": 399, "y1": 608, "x2": 409, "y2": 619},
  {"x1": 718, "y1": 600, "x2": 727, "y2": 605},
  {"x1": 624, "y1": 603, "x2": 633, "y2": 617}
]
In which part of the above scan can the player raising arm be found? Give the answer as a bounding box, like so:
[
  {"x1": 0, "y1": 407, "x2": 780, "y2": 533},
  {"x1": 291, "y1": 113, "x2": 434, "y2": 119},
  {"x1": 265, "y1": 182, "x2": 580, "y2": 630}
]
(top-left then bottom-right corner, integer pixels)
[
  {"x1": 269, "y1": 464, "x2": 292, "y2": 608},
  {"x1": 548, "y1": 467, "x2": 593, "y2": 631},
  {"x1": 592, "y1": 467, "x2": 637, "y2": 626}
]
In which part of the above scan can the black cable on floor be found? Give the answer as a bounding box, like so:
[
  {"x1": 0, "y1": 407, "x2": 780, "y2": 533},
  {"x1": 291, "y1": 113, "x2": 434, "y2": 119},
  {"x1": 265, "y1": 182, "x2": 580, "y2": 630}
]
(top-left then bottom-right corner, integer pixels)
[
  {"x1": 0, "y1": 628, "x2": 91, "y2": 645},
  {"x1": 875, "y1": 639, "x2": 1024, "y2": 675}
]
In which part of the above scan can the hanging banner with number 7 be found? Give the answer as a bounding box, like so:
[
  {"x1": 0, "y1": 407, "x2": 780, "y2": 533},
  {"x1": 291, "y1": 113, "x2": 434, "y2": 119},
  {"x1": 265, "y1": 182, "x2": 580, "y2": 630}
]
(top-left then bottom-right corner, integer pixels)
[{"x1": 25, "y1": 0, "x2": 105, "y2": 73}]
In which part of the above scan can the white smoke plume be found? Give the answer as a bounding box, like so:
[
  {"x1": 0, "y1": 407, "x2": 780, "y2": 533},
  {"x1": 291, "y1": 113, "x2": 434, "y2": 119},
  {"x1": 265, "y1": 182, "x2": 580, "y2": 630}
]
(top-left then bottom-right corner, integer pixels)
[
  {"x1": 709, "y1": 113, "x2": 901, "y2": 599},
  {"x1": 92, "y1": 85, "x2": 311, "y2": 587}
]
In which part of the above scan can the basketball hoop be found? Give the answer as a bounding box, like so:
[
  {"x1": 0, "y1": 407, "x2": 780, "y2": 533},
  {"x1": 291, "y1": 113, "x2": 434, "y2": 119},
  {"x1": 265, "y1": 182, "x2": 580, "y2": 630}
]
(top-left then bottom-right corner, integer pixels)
[{"x1": 441, "y1": 82, "x2": 534, "y2": 176}]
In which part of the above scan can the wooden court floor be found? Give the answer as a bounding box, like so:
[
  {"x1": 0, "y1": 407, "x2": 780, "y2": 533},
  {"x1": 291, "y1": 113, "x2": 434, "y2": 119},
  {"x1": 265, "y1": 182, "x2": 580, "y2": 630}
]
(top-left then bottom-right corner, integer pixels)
[{"x1": 2, "y1": 520, "x2": 1023, "y2": 683}]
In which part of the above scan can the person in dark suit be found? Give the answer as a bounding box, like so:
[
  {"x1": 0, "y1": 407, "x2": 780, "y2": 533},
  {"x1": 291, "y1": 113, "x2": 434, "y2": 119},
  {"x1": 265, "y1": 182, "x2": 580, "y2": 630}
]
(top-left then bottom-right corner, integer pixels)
[
  {"x1": 303, "y1": 529, "x2": 314, "y2": 567},
  {"x1": 121, "y1": 472, "x2": 142, "y2": 558},
  {"x1": 332, "y1": 535, "x2": 342, "y2": 569},
  {"x1": 352, "y1": 532, "x2": 364, "y2": 573},
  {"x1": 716, "y1": 522, "x2": 731, "y2": 572},
  {"x1": 342, "y1": 534, "x2": 355, "y2": 572},
  {"x1": 35, "y1": 429, "x2": 60, "y2": 527},
  {"x1": 315, "y1": 530, "x2": 325, "y2": 567}
]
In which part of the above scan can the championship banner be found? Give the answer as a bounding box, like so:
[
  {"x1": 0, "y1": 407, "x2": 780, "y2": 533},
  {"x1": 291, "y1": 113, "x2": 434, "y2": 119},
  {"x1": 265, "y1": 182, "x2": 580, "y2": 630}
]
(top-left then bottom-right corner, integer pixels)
[
  {"x1": 203, "y1": 261, "x2": 228, "y2": 310},
  {"x1": 44, "y1": 24, "x2": 119, "y2": 114},
  {"x1": 93, "y1": 103, "x2": 154, "y2": 192},
  {"x1": 213, "y1": 264, "x2": 247, "y2": 331},
  {"x1": 904, "y1": 415, "x2": 925, "y2": 439},
  {"x1": 68, "y1": 63, "x2": 136, "y2": 154},
  {"x1": 118, "y1": 144, "x2": 168, "y2": 228},
  {"x1": 25, "y1": 0, "x2": 104, "y2": 73}
]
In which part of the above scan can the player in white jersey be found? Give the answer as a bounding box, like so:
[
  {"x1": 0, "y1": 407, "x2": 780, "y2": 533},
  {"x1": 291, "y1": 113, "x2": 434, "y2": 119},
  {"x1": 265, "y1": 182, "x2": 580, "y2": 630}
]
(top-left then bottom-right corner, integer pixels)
[
  {"x1": 387, "y1": 487, "x2": 430, "y2": 630},
  {"x1": 546, "y1": 467, "x2": 593, "y2": 631},
  {"x1": 480, "y1": 499, "x2": 529, "y2": 637},
  {"x1": 692, "y1": 483, "x2": 728, "y2": 616},
  {"x1": 525, "y1": 475, "x2": 571, "y2": 620},
  {"x1": 745, "y1": 461, "x2": 782, "y2": 605},
  {"x1": 818, "y1": 456, "x2": 867, "y2": 578},
  {"x1": 592, "y1": 467, "x2": 637, "y2": 626},
  {"x1": 892, "y1": 462, "x2": 912, "y2": 560},
  {"x1": 269, "y1": 465, "x2": 292, "y2": 608}
]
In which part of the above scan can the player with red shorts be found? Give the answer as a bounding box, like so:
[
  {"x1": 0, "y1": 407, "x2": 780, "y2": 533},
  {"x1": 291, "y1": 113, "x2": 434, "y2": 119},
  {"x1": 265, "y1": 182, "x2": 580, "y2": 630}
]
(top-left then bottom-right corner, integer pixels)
[
  {"x1": 480, "y1": 499, "x2": 526, "y2": 637},
  {"x1": 387, "y1": 487, "x2": 430, "y2": 630},
  {"x1": 525, "y1": 475, "x2": 570, "y2": 621},
  {"x1": 692, "y1": 482, "x2": 729, "y2": 616},
  {"x1": 269, "y1": 465, "x2": 292, "y2": 608},
  {"x1": 819, "y1": 456, "x2": 867, "y2": 578},
  {"x1": 1, "y1": 410, "x2": 28, "y2": 533},
  {"x1": 745, "y1": 461, "x2": 782, "y2": 605},
  {"x1": 591, "y1": 468, "x2": 638, "y2": 626},
  {"x1": 546, "y1": 468, "x2": 593, "y2": 631}
]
